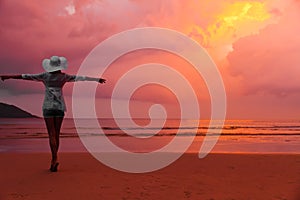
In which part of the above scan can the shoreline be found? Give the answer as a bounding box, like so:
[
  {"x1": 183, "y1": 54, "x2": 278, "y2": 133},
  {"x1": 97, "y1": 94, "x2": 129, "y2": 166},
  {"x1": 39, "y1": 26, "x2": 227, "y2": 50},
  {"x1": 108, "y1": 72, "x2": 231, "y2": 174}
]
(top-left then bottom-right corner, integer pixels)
[
  {"x1": 1, "y1": 152, "x2": 300, "y2": 200},
  {"x1": 1, "y1": 137, "x2": 300, "y2": 154}
]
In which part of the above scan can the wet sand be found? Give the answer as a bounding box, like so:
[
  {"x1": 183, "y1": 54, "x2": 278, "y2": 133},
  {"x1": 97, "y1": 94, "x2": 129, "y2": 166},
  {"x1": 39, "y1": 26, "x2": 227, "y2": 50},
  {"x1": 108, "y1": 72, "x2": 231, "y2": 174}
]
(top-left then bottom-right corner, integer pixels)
[{"x1": 1, "y1": 153, "x2": 300, "y2": 200}]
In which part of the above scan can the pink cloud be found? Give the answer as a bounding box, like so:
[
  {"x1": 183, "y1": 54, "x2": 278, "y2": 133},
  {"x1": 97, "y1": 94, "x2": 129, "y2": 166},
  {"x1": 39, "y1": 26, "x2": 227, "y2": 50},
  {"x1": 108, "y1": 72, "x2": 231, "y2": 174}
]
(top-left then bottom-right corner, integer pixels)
[
  {"x1": 227, "y1": 1, "x2": 300, "y2": 97},
  {"x1": 1, "y1": 0, "x2": 297, "y2": 119},
  {"x1": 0, "y1": 0, "x2": 223, "y2": 95}
]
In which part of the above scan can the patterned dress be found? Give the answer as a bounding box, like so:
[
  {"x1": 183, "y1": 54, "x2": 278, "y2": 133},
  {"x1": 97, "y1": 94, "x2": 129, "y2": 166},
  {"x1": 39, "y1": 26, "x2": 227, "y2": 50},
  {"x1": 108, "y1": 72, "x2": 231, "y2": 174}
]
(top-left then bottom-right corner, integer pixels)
[{"x1": 22, "y1": 72, "x2": 86, "y2": 112}]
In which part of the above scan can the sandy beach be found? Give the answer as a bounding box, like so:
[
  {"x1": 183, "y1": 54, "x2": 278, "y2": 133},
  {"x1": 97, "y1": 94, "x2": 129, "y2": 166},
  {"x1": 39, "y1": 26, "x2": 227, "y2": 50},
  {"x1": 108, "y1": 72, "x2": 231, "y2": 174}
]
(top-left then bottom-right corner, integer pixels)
[{"x1": 1, "y1": 153, "x2": 300, "y2": 200}]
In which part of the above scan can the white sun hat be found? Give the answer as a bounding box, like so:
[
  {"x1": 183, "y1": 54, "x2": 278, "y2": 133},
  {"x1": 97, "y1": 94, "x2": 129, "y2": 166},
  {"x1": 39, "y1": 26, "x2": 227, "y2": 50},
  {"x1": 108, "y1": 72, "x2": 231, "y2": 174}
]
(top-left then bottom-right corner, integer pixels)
[{"x1": 42, "y1": 56, "x2": 68, "y2": 72}]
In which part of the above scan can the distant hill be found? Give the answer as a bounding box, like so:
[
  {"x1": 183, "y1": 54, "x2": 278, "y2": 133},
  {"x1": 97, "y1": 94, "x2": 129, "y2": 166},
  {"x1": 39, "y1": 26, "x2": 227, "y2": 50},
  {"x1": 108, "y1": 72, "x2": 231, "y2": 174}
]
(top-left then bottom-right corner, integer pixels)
[{"x1": 0, "y1": 103, "x2": 38, "y2": 118}]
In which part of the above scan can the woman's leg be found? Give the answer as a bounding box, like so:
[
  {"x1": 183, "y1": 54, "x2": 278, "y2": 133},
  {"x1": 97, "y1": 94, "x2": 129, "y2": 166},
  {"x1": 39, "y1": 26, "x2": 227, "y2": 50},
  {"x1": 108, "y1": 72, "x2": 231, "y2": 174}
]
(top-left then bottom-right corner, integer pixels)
[
  {"x1": 44, "y1": 117, "x2": 58, "y2": 165},
  {"x1": 54, "y1": 117, "x2": 64, "y2": 152}
]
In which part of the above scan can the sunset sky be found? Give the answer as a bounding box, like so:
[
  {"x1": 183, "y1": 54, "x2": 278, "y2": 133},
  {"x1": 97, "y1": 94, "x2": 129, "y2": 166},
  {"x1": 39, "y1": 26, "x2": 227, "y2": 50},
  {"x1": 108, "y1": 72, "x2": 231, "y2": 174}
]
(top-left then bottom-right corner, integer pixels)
[{"x1": 0, "y1": 0, "x2": 300, "y2": 120}]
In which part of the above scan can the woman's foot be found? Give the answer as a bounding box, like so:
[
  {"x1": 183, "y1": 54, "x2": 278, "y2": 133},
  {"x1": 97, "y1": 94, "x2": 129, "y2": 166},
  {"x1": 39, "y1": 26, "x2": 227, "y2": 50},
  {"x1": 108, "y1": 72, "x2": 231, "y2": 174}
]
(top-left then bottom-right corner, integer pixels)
[{"x1": 50, "y1": 162, "x2": 59, "y2": 172}]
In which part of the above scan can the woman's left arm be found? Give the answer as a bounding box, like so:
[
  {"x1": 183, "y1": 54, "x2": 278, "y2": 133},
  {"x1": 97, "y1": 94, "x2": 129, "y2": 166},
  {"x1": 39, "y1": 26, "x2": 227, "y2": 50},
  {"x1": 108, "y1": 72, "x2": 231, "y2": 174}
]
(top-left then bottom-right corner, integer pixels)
[
  {"x1": 0, "y1": 75, "x2": 22, "y2": 81},
  {"x1": 1, "y1": 73, "x2": 46, "y2": 82}
]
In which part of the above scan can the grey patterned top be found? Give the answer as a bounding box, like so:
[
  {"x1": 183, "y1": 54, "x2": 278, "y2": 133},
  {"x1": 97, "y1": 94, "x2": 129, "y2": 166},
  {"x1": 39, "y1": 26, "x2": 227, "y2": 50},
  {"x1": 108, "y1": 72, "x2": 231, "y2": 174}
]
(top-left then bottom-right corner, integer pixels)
[{"x1": 22, "y1": 72, "x2": 87, "y2": 111}]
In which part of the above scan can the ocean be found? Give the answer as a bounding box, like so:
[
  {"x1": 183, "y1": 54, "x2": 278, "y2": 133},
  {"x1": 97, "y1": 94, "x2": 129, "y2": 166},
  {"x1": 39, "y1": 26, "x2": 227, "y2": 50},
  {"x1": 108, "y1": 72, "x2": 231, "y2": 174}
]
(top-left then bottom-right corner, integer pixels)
[{"x1": 0, "y1": 118, "x2": 300, "y2": 154}]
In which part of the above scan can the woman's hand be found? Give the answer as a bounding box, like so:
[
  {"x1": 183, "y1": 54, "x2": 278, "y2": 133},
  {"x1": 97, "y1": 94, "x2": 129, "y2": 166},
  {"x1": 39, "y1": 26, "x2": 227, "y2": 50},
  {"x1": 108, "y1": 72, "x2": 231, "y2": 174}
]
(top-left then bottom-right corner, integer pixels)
[
  {"x1": 0, "y1": 75, "x2": 22, "y2": 81},
  {"x1": 99, "y1": 78, "x2": 106, "y2": 84},
  {"x1": 0, "y1": 75, "x2": 9, "y2": 81}
]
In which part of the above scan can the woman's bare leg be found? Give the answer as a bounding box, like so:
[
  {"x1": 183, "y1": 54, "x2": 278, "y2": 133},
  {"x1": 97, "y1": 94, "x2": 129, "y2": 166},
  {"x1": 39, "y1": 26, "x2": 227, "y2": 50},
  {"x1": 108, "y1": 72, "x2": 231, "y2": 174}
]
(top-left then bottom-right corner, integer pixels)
[
  {"x1": 54, "y1": 117, "x2": 64, "y2": 152},
  {"x1": 44, "y1": 117, "x2": 58, "y2": 165}
]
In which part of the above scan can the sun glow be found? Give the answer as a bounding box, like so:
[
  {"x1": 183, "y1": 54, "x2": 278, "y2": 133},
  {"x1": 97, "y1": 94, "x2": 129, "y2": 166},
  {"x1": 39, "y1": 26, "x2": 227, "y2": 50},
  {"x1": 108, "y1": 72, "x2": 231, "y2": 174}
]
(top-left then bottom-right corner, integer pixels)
[
  {"x1": 222, "y1": 2, "x2": 270, "y2": 26},
  {"x1": 192, "y1": 1, "x2": 271, "y2": 48}
]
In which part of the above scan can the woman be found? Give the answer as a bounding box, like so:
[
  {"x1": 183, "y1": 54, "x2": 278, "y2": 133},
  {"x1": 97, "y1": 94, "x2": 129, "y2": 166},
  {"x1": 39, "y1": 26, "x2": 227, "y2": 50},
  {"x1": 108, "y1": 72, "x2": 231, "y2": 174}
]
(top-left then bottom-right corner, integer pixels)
[{"x1": 1, "y1": 56, "x2": 106, "y2": 172}]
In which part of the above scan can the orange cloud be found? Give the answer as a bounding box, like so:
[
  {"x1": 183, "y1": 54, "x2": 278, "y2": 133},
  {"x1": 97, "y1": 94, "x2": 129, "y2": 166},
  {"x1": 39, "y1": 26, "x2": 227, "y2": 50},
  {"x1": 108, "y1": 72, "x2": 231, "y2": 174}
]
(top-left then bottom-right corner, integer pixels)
[
  {"x1": 227, "y1": 1, "x2": 300, "y2": 96},
  {"x1": 0, "y1": 0, "x2": 298, "y2": 119}
]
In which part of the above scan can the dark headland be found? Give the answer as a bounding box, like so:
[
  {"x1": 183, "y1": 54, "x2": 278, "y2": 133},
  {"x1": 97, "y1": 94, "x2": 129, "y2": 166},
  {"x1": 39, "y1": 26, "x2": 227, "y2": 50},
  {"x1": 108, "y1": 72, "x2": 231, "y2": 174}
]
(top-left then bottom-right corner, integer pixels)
[{"x1": 0, "y1": 102, "x2": 38, "y2": 118}]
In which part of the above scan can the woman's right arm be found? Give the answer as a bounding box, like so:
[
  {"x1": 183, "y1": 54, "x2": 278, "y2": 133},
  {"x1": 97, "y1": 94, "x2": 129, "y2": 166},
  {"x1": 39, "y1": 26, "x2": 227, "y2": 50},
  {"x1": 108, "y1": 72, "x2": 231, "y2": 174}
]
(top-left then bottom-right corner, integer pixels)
[
  {"x1": 67, "y1": 75, "x2": 106, "y2": 84},
  {"x1": 85, "y1": 77, "x2": 106, "y2": 83},
  {"x1": 0, "y1": 75, "x2": 22, "y2": 81}
]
